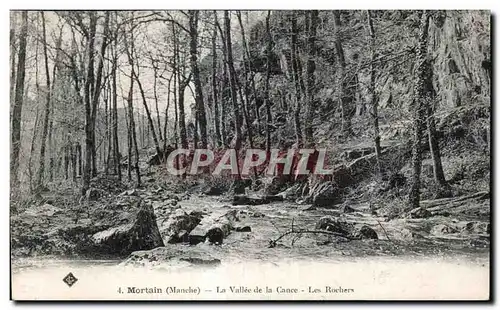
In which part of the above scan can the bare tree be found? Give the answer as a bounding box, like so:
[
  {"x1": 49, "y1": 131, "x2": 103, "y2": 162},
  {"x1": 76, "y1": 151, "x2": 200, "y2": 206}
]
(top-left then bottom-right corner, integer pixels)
[
  {"x1": 263, "y1": 11, "x2": 273, "y2": 152},
  {"x1": 333, "y1": 11, "x2": 356, "y2": 137},
  {"x1": 408, "y1": 10, "x2": 431, "y2": 209},
  {"x1": 150, "y1": 56, "x2": 163, "y2": 142},
  {"x1": 236, "y1": 11, "x2": 261, "y2": 133},
  {"x1": 215, "y1": 16, "x2": 229, "y2": 147},
  {"x1": 172, "y1": 23, "x2": 191, "y2": 150},
  {"x1": 189, "y1": 10, "x2": 208, "y2": 149},
  {"x1": 366, "y1": 11, "x2": 382, "y2": 174},
  {"x1": 290, "y1": 11, "x2": 305, "y2": 146},
  {"x1": 10, "y1": 13, "x2": 17, "y2": 103},
  {"x1": 124, "y1": 15, "x2": 141, "y2": 187},
  {"x1": 90, "y1": 12, "x2": 110, "y2": 176},
  {"x1": 11, "y1": 11, "x2": 28, "y2": 192},
  {"x1": 134, "y1": 66, "x2": 162, "y2": 155},
  {"x1": 81, "y1": 12, "x2": 97, "y2": 194},
  {"x1": 110, "y1": 15, "x2": 122, "y2": 180},
  {"x1": 224, "y1": 11, "x2": 242, "y2": 152},
  {"x1": 304, "y1": 10, "x2": 319, "y2": 145},
  {"x1": 211, "y1": 11, "x2": 222, "y2": 147}
]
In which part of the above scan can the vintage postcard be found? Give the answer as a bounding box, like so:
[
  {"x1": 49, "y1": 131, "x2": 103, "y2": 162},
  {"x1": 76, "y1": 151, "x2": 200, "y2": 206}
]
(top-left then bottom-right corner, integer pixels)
[{"x1": 10, "y1": 9, "x2": 490, "y2": 301}]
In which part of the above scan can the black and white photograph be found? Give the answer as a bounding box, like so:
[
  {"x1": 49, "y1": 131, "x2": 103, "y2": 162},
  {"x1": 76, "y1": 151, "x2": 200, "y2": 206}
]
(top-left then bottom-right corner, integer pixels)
[{"x1": 9, "y1": 8, "x2": 491, "y2": 301}]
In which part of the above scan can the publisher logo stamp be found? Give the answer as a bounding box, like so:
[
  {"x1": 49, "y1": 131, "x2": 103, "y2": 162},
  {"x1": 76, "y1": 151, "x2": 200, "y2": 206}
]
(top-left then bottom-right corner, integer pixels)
[{"x1": 63, "y1": 272, "x2": 78, "y2": 287}]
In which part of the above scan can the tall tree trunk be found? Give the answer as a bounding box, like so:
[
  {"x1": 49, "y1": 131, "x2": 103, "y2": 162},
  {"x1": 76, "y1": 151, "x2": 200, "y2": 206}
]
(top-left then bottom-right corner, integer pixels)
[
  {"x1": 10, "y1": 13, "x2": 17, "y2": 104},
  {"x1": 123, "y1": 97, "x2": 132, "y2": 181},
  {"x1": 235, "y1": 11, "x2": 256, "y2": 160},
  {"x1": 36, "y1": 11, "x2": 52, "y2": 190},
  {"x1": 152, "y1": 62, "x2": 163, "y2": 142},
  {"x1": 47, "y1": 26, "x2": 60, "y2": 183},
  {"x1": 173, "y1": 24, "x2": 189, "y2": 150},
  {"x1": 82, "y1": 12, "x2": 97, "y2": 195},
  {"x1": 304, "y1": 11, "x2": 319, "y2": 146},
  {"x1": 107, "y1": 75, "x2": 113, "y2": 174},
  {"x1": 111, "y1": 27, "x2": 121, "y2": 180},
  {"x1": 29, "y1": 14, "x2": 41, "y2": 193},
  {"x1": 427, "y1": 102, "x2": 447, "y2": 188},
  {"x1": 90, "y1": 11, "x2": 110, "y2": 177},
  {"x1": 36, "y1": 12, "x2": 62, "y2": 190},
  {"x1": 134, "y1": 71, "x2": 161, "y2": 154},
  {"x1": 173, "y1": 67, "x2": 180, "y2": 170},
  {"x1": 189, "y1": 10, "x2": 208, "y2": 149},
  {"x1": 72, "y1": 143, "x2": 77, "y2": 182},
  {"x1": 48, "y1": 110, "x2": 55, "y2": 182},
  {"x1": 366, "y1": 11, "x2": 382, "y2": 174},
  {"x1": 140, "y1": 111, "x2": 145, "y2": 148},
  {"x1": 28, "y1": 107, "x2": 40, "y2": 193},
  {"x1": 69, "y1": 45, "x2": 84, "y2": 182},
  {"x1": 11, "y1": 11, "x2": 28, "y2": 192},
  {"x1": 224, "y1": 10, "x2": 242, "y2": 152},
  {"x1": 178, "y1": 76, "x2": 189, "y2": 150},
  {"x1": 124, "y1": 16, "x2": 141, "y2": 186},
  {"x1": 263, "y1": 11, "x2": 273, "y2": 152},
  {"x1": 424, "y1": 61, "x2": 448, "y2": 191},
  {"x1": 76, "y1": 143, "x2": 82, "y2": 176},
  {"x1": 408, "y1": 11, "x2": 431, "y2": 210},
  {"x1": 64, "y1": 144, "x2": 70, "y2": 180},
  {"x1": 216, "y1": 17, "x2": 228, "y2": 147},
  {"x1": 212, "y1": 11, "x2": 222, "y2": 147},
  {"x1": 236, "y1": 11, "x2": 261, "y2": 133},
  {"x1": 193, "y1": 118, "x2": 199, "y2": 148},
  {"x1": 333, "y1": 11, "x2": 355, "y2": 137},
  {"x1": 163, "y1": 75, "x2": 172, "y2": 153},
  {"x1": 104, "y1": 82, "x2": 110, "y2": 175},
  {"x1": 127, "y1": 66, "x2": 141, "y2": 187},
  {"x1": 290, "y1": 11, "x2": 304, "y2": 146}
]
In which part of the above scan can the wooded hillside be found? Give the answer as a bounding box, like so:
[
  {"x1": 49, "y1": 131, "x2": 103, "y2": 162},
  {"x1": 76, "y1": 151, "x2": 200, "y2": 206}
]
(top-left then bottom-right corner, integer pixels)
[{"x1": 10, "y1": 11, "x2": 490, "y2": 260}]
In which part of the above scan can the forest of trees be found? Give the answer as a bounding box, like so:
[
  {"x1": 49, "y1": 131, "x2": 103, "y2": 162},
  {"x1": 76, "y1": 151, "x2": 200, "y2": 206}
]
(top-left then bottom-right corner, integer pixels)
[{"x1": 10, "y1": 10, "x2": 490, "y2": 211}]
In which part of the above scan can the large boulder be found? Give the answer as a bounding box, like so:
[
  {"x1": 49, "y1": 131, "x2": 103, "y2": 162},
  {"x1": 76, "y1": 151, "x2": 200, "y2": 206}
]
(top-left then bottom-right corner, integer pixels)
[
  {"x1": 310, "y1": 181, "x2": 342, "y2": 207},
  {"x1": 121, "y1": 244, "x2": 221, "y2": 268},
  {"x1": 315, "y1": 216, "x2": 355, "y2": 237},
  {"x1": 461, "y1": 221, "x2": 490, "y2": 235},
  {"x1": 203, "y1": 186, "x2": 225, "y2": 196},
  {"x1": 408, "y1": 207, "x2": 432, "y2": 219},
  {"x1": 92, "y1": 201, "x2": 164, "y2": 256},
  {"x1": 315, "y1": 217, "x2": 378, "y2": 240},
  {"x1": 11, "y1": 191, "x2": 165, "y2": 258},
  {"x1": 157, "y1": 208, "x2": 204, "y2": 244},
  {"x1": 355, "y1": 225, "x2": 378, "y2": 240}
]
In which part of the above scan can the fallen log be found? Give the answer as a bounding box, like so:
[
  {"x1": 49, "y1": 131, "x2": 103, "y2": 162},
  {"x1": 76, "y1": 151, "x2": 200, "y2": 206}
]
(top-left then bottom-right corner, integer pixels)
[
  {"x1": 188, "y1": 209, "x2": 239, "y2": 245},
  {"x1": 422, "y1": 191, "x2": 489, "y2": 211}
]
